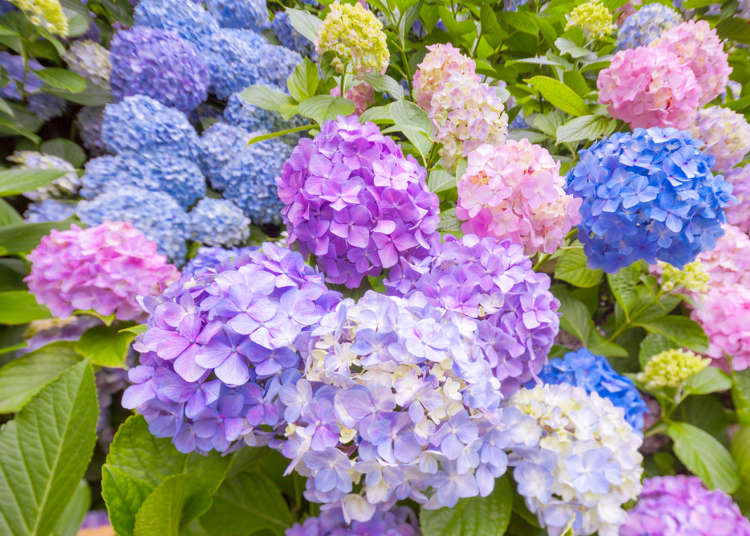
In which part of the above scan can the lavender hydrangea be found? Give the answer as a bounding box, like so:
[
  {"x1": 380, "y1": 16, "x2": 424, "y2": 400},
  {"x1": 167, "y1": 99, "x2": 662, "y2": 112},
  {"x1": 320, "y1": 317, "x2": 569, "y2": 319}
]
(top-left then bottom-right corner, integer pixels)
[
  {"x1": 62, "y1": 39, "x2": 111, "y2": 88},
  {"x1": 278, "y1": 115, "x2": 440, "y2": 288},
  {"x1": 182, "y1": 246, "x2": 248, "y2": 278},
  {"x1": 188, "y1": 198, "x2": 250, "y2": 246},
  {"x1": 616, "y1": 3, "x2": 681, "y2": 50},
  {"x1": 277, "y1": 291, "x2": 535, "y2": 522},
  {"x1": 0, "y1": 52, "x2": 42, "y2": 99},
  {"x1": 102, "y1": 96, "x2": 201, "y2": 161},
  {"x1": 285, "y1": 506, "x2": 419, "y2": 535},
  {"x1": 205, "y1": 0, "x2": 268, "y2": 31},
  {"x1": 134, "y1": 0, "x2": 219, "y2": 47},
  {"x1": 27, "y1": 93, "x2": 66, "y2": 122},
  {"x1": 24, "y1": 199, "x2": 75, "y2": 222},
  {"x1": 566, "y1": 128, "x2": 733, "y2": 272},
  {"x1": 122, "y1": 243, "x2": 341, "y2": 454},
  {"x1": 386, "y1": 234, "x2": 559, "y2": 397},
  {"x1": 75, "y1": 106, "x2": 108, "y2": 156},
  {"x1": 198, "y1": 121, "x2": 252, "y2": 189},
  {"x1": 535, "y1": 348, "x2": 648, "y2": 432}
]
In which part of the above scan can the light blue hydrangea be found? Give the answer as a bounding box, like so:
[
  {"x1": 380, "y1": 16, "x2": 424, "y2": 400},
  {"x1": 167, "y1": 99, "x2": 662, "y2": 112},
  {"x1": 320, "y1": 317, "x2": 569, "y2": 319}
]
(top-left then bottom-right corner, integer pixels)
[
  {"x1": 270, "y1": 12, "x2": 316, "y2": 58},
  {"x1": 198, "y1": 121, "x2": 252, "y2": 190},
  {"x1": 188, "y1": 198, "x2": 250, "y2": 246},
  {"x1": 616, "y1": 3, "x2": 682, "y2": 50},
  {"x1": 205, "y1": 0, "x2": 268, "y2": 31},
  {"x1": 24, "y1": 199, "x2": 76, "y2": 223},
  {"x1": 134, "y1": 0, "x2": 219, "y2": 47}
]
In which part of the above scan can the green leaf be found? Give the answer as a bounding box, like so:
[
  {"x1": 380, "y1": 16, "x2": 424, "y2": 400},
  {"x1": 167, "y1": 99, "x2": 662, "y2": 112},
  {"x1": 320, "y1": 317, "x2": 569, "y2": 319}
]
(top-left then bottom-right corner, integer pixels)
[
  {"x1": 554, "y1": 287, "x2": 628, "y2": 357},
  {"x1": 554, "y1": 37, "x2": 593, "y2": 59},
  {"x1": 638, "y1": 333, "x2": 678, "y2": 368},
  {"x1": 240, "y1": 85, "x2": 296, "y2": 112},
  {"x1": 36, "y1": 68, "x2": 87, "y2": 93},
  {"x1": 730, "y1": 426, "x2": 750, "y2": 513},
  {"x1": 525, "y1": 76, "x2": 589, "y2": 116},
  {"x1": 0, "y1": 360, "x2": 97, "y2": 536},
  {"x1": 359, "y1": 104, "x2": 392, "y2": 124},
  {"x1": 298, "y1": 95, "x2": 355, "y2": 126},
  {"x1": 40, "y1": 139, "x2": 86, "y2": 168},
  {"x1": 0, "y1": 290, "x2": 51, "y2": 324},
  {"x1": 198, "y1": 472, "x2": 293, "y2": 535},
  {"x1": 101, "y1": 466, "x2": 152, "y2": 536},
  {"x1": 0, "y1": 342, "x2": 82, "y2": 413},
  {"x1": 360, "y1": 72, "x2": 405, "y2": 100},
  {"x1": 247, "y1": 124, "x2": 315, "y2": 145},
  {"x1": 419, "y1": 475, "x2": 513, "y2": 536},
  {"x1": 75, "y1": 324, "x2": 136, "y2": 368},
  {"x1": 390, "y1": 100, "x2": 433, "y2": 133},
  {"x1": 554, "y1": 246, "x2": 602, "y2": 288},
  {"x1": 732, "y1": 370, "x2": 750, "y2": 426},
  {"x1": 51, "y1": 480, "x2": 90, "y2": 536},
  {"x1": 556, "y1": 114, "x2": 617, "y2": 144},
  {"x1": 286, "y1": 8, "x2": 322, "y2": 43},
  {"x1": 428, "y1": 169, "x2": 457, "y2": 193},
  {"x1": 134, "y1": 474, "x2": 213, "y2": 536},
  {"x1": 0, "y1": 168, "x2": 67, "y2": 197},
  {"x1": 0, "y1": 96, "x2": 13, "y2": 117},
  {"x1": 438, "y1": 207, "x2": 462, "y2": 233},
  {"x1": 499, "y1": 11, "x2": 537, "y2": 36},
  {"x1": 0, "y1": 199, "x2": 22, "y2": 227},
  {"x1": 287, "y1": 58, "x2": 319, "y2": 102},
  {"x1": 42, "y1": 83, "x2": 112, "y2": 106},
  {"x1": 667, "y1": 421, "x2": 740, "y2": 494},
  {"x1": 607, "y1": 263, "x2": 642, "y2": 318},
  {"x1": 0, "y1": 219, "x2": 73, "y2": 254},
  {"x1": 119, "y1": 324, "x2": 147, "y2": 336},
  {"x1": 0, "y1": 117, "x2": 41, "y2": 143},
  {"x1": 634, "y1": 316, "x2": 708, "y2": 353},
  {"x1": 683, "y1": 367, "x2": 732, "y2": 396}
]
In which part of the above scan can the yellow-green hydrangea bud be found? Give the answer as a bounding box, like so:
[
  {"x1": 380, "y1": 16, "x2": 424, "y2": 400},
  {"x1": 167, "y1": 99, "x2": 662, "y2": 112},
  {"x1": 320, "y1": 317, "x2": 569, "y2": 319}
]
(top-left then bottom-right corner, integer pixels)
[
  {"x1": 316, "y1": 1, "x2": 389, "y2": 76},
  {"x1": 12, "y1": 0, "x2": 69, "y2": 37},
  {"x1": 657, "y1": 260, "x2": 709, "y2": 294},
  {"x1": 565, "y1": 0, "x2": 614, "y2": 40},
  {"x1": 639, "y1": 348, "x2": 710, "y2": 389}
]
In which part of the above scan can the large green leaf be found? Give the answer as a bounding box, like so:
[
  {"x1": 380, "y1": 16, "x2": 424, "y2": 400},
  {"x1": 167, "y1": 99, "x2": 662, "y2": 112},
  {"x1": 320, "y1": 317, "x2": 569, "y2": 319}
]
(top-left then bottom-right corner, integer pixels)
[
  {"x1": 553, "y1": 246, "x2": 602, "y2": 288},
  {"x1": 75, "y1": 324, "x2": 136, "y2": 368},
  {"x1": 730, "y1": 426, "x2": 750, "y2": 514},
  {"x1": 607, "y1": 264, "x2": 641, "y2": 318},
  {"x1": 287, "y1": 58, "x2": 319, "y2": 102},
  {"x1": 0, "y1": 168, "x2": 67, "y2": 197},
  {"x1": 0, "y1": 290, "x2": 51, "y2": 324},
  {"x1": 732, "y1": 370, "x2": 750, "y2": 426},
  {"x1": 134, "y1": 474, "x2": 213, "y2": 536},
  {"x1": 286, "y1": 8, "x2": 322, "y2": 43},
  {"x1": 667, "y1": 421, "x2": 740, "y2": 494},
  {"x1": 298, "y1": 95, "x2": 355, "y2": 126},
  {"x1": 683, "y1": 367, "x2": 731, "y2": 396},
  {"x1": 556, "y1": 114, "x2": 617, "y2": 144},
  {"x1": 634, "y1": 316, "x2": 708, "y2": 353},
  {"x1": 428, "y1": 169, "x2": 457, "y2": 194},
  {"x1": 0, "y1": 360, "x2": 97, "y2": 535},
  {"x1": 0, "y1": 342, "x2": 82, "y2": 413},
  {"x1": 0, "y1": 199, "x2": 22, "y2": 226},
  {"x1": 525, "y1": 76, "x2": 589, "y2": 116},
  {"x1": 554, "y1": 287, "x2": 627, "y2": 357},
  {"x1": 36, "y1": 68, "x2": 87, "y2": 93},
  {"x1": 240, "y1": 85, "x2": 296, "y2": 113},
  {"x1": 40, "y1": 139, "x2": 87, "y2": 168},
  {"x1": 51, "y1": 480, "x2": 90, "y2": 536},
  {"x1": 361, "y1": 72, "x2": 405, "y2": 100},
  {"x1": 0, "y1": 219, "x2": 73, "y2": 254},
  {"x1": 420, "y1": 475, "x2": 513, "y2": 536}
]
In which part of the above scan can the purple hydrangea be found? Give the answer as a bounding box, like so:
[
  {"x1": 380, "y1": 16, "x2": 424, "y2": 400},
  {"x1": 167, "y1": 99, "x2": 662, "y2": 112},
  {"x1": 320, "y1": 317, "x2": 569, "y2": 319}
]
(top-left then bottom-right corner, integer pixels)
[
  {"x1": 134, "y1": 0, "x2": 219, "y2": 47},
  {"x1": 198, "y1": 121, "x2": 252, "y2": 190},
  {"x1": 386, "y1": 234, "x2": 559, "y2": 398},
  {"x1": 188, "y1": 198, "x2": 250, "y2": 246},
  {"x1": 182, "y1": 246, "x2": 249, "y2": 278},
  {"x1": 110, "y1": 27, "x2": 209, "y2": 113},
  {"x1": 122, "y1": 243, "x2": 341, "y2": 454},
  {"x1": 277, "y1": 115, "x2": 440, "y2": 288},
  {"x1": 286, "y1": 506, "x2": 419, "y2": 535},
  {"x1": 205, "y1": 0, "x2": 268, "y2": 31}
]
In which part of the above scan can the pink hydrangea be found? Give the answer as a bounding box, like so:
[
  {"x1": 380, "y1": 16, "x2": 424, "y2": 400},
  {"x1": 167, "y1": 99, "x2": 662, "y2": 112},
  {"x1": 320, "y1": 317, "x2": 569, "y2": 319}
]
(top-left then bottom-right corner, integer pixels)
[
  {"x1": 330, "y1": 81, "x2": 374, "y2": 115},
  {"x1": 25, "y1": 221, "x2": 179, "y2": 320},
  {"x1": 726, "y1": 165, "x2": 750, "y2": 234},
  {"x1": 653, "y1": 20, "x2": 731, "y2": 106},
  {"x1": 598, "y1": 46, "x2": 700, "y2": 129},
  {"x1": 691, "y1": 285, "x2": 750, "y2": 371},
  {"x1": 694, "y1": 224, "x2": 750, "y2": 293},
  {"x1": 456, "y1": 140, "x2": 582, "y2": 254},
  {"x1": 689, "y1": 106, "x2": 750, "y2": 173},
  {"x1": 413, "y1": 43, "x2": 478, "y2": 112}
]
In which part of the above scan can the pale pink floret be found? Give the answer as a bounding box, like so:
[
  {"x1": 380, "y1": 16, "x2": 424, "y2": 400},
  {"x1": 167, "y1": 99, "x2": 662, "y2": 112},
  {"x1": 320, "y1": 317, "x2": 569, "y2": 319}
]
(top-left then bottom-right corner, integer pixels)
[
  {"x1": 692, "y1": 285, "x2": 750, "y2": 371},
  {"x1": 25, "y1": 221, "x2": 179, "y2": 321},
  {"x1": 330, "y1": 81, "x2": 374, "y2": 115},
  {"x1": 694, "y1": 224, "x2": 750, "y2": 294},
  {"x1": 597, "y1": 46, "x2": 700, "y2": 129},
  {"x1": 413, "y1": 43, "x2": 478, "y2": 112},
  {"x1": 456, "y1": 140, "x2": 582, "y2": 255},
  {"x1": 652, "y1": 20, "x2": 731, "y2": 106},
  {"x1": 726, "y1": 166, "x2": 750, "y2": 234}
]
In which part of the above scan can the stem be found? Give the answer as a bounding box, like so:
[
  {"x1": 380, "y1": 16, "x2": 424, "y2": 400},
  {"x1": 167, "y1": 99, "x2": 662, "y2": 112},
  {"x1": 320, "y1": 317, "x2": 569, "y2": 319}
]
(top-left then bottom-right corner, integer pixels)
[
  {"x1": 533, "y1": 253, "x2": 550, "y2": 271},
  {"x1": 606, "y1": 289, "x2": 666, "y2": 342},
  {"x1": 339, "y1": 64, "x2": 347, "y2": 99},
  {"x1": 20, "y1": 48, "x2": 29, "y2": 100},
  {"x1": 644, "y1": 420, "x2": 669, "y2": 437}
]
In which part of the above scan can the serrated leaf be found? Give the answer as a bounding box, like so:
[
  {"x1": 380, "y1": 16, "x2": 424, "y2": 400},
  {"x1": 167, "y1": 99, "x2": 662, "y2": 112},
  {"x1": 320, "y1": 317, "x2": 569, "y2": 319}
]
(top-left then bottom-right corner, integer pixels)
[
  {"x1": 428, "y1": 169, "x2": 456, "y2": 193},
  {"x1": 298, "y1": 95, "x2": 354, "y2": 126},
  {"x1": 51, "y1": 480, "x2": 90, "y2": 536},
  {"x1": 134, "y1": 474, "x2": 213, "y2": 536},
  {"x1": 287, "y1": 58, "x2": 319, "y2": 102},
  {"x1": 667, "y1": 421, "x2": 740, "y2": 494},
  {"x1": 0, "y1": 342, "x2": 82, "y2": 413},
  {"x1": 36, "y1": 68, "x2": 86, "y2": 93},
  {"x1": 419, "y1": 475, "x2": 513, "y2": 536},
  {"x1": 526, "y1": 76, "x2": 589, "y2": 116},
  {"x1": 0, "y1": 290, "x2": 51, "y2": 324},
  {"x1": 683, "y1": 367, "x2": 732, "y2": 396},
  {"x1": 361, "y1": 72, "x2": 405, "y2": 100},
  {"x1": 286, "y1": 8, "x2": 322, "y2": 43},
  {"x1": 634, "y1": 316, "x2": 708, "y2": 353},
  {"x1": 554, "y1": 246, "x2": 602, "y2": 288},
  {"x1": 75, "y1": 324, "x2": 136, "y2": 368},
  {"x1": 556, "y1": 114, "x2": 617, "y2": 144},
  {"x1": 0, "y1": 168, "x2": 67, "y2": 197},
  {"x1": 240, "y1": 85, "x2": 296, "y2": 113},
  {"x1": 0, "y1": 360, "x2": 97, "y2": 536},
  {"x1": 101, "y1": 466, "x2": 152, "y2": 536},
  {"x1": 638, "y1": 333, "x2": 677, "y2": 368}
]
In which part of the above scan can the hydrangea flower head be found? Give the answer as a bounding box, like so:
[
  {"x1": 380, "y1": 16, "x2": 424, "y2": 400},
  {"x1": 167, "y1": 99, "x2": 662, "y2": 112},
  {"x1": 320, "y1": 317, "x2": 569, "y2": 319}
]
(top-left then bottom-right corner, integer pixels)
[
  {"x1": 638, "y1": 349, "x2": 710, "y2": 390},
  {"x1": 277, "y1": 115, "x2": 440, "y2": 288},
  {"x1": 110, "y1": 27, "x2": 209, "y2": 113},
  {"x1": 689, "y1": 106, "x2": 750, "y2": 173},
  {"x1": 597, "y1": 46, "x2": 699, "y2": 129},
  {"x1": 122, "y1": 243, "x2": 341, "y2": 454},
  {"x1": 280, "y1": 291, "x2": 533, "y2": 521},
  {"x1": 653, "y1": 20, "x2": 731, "y2": 106},
  {"x1": 286, "y1": 506, "x2": 419, "y2": 535},
  {"x1": 509, "y1": 383, "x2": 643, "y2": 536},
  {"x1": 535, "y1": 348, "x2": 648, "y2": 431},
  {"x1": 24, "y1": 199, "x2": 75, "y2": 223},
  {"x1": 182, "y1": 246, "x2": 248, "y2": 278},
  {"x1": 413, "y1": 43, "x2": 478, "y2": 111},
  {"x1": 621, "y1": 476, "x2": 750, "y2": 536},
  {"x1": 565, "y1": 0, "x2": 615, "y2": 39},
  {"x1": 692, "y1": 224, "x2": 750, "y2": 293},
  {"x1": 12, "y1": 0, "x2": 68, "y2": 36},
  {"x1": 198, "y1": 121, "x2": 252, "y2": 189},
  {"x1": 25, "y1": 222, "x2": 179, "y2": 320},
  {"x1": 205, "y1": 0, "x2": 268, "y2": 31},
  {"x1": 188, "y1": 198, "x2": 250, "y2": 247},
  {"x1": 7, "y1": 151, "x2": 79, "y2": 200},
  {"x1": 76, "y1": 106, "x2": 108, "y2": 157},
  {"x1": 316, "y1": 1, "x2": 389, "y2": 75},
  {"x1": 457, "y1": 141, "x2": 581, "y2": 254},
  {"x1": 656, "y1": 260, "x2": 709, "y2": 294},
  {"x1": 726, "y1": 165, "x2": 750, "y2": 233},
  {"x1": 566, "y1": 128, "x2": 733, "y2": 272},
  {"x1": 134, "y1": 0, "x2": 219, "y2": 47},
  {"x1": 386, "y1": 234, "x2": 559, "y2": 397},
  {"x1": 62, "y1": 40, "x2": 111, "y2": 88},
  {"x1": 692, "y1": 285, "x2": 750, "y2": 371},
  {"x1": 616, "y1": 3, "x2": 681, "y2": 50},
  {"x1": 0, "y1": 51, "x2": 42, "y2": 99}
]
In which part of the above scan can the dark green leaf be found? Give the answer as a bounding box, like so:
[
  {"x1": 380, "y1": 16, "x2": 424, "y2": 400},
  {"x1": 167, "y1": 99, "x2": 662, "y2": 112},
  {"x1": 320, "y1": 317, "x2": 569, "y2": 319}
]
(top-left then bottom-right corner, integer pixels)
[
  {"x1": 607, "y1": 264, "x2": 642, "y2": 318},
  {"x1": 730, "y1": 426, "x2": 750, "y2": 513},
  {"x1": 638, "y1": 333, "x2": 677, "y2": 368},
  {"x1": 0, "y1": 291, "x2": 51, "y2": 324},
  {"x1": 0, "y1": 117, "x2": 41, "y2": 142},
  {"x1": 37, "y1": 68, "x2": 87, "y2": 93},
  {"x1": 42, "y1": 83, "x2": 112, "y2": 106},
  {"x1": 554, "y1": 246, "x2": 602, "y2": 288},
  {"x1": 0, "y1": 96, "x2": 13, "y2": 117},
  {"x1": 0, "y1": 219, "x2": 73, "y2": 254},
  {"x1": 0, "y1": 199, "x2": 22, "y2": 226},
  {"x1": 298, "y1": 95, "x2": 354, "y2": 126},
  {"x1": 634, "y1": 316, "x2": 708, "y2": 353},
  {"x1": 0, "y1": 168, "x2": 67, "y2": 197},
  {"x1": 75, "y1": 324, "x2": 136, "y2": 368},
  {"x1": 133, "y1": 474, "x2": 213, "y2": 536},
  {"x1": 526, "y1": 76, "x2": 589, "y2": 116},
  {"x1": 40, "y1": 139, "x2": 86, "y2": 167},
  {"x1": 554, "y1": 287, "x2": 628, "y2": 357},
  {"x1": 683, "y1": 367, "x2": 731, "y2": 396},
  {"x1": 732, "y1": 370, "x2": 750, "y2": 426},
  {"x1": 499, "y1": 11, "x2": 537, "y2": 36},
  {"x1": 286, "y1": 8, "x2": 322, "y2": 43}
]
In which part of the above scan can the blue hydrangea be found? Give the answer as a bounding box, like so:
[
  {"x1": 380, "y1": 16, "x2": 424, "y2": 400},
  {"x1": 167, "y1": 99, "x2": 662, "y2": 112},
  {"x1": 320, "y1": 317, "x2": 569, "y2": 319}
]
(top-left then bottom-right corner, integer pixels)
[
  {"x1": 270, "y1": 12, "x2": 316, "y2": 58},
  {"x1": 223, "y1": 92, "x2": 308, "y2": 146},
  {"x1": 198, "y1": 121, "x2": 252, "y2": 190},
  {"x1": 76, "y1": 106, "x2": 108, "y2": 157},
  {"x1": 110, "y1": 27, "x2": 209, "y2": 113},
  {"x1": 616, "y1": 3, "x2": 682, "y2": 50},
  {"x1": 134, "y1": 0, "x2": 219, "y2": 47},
  {"x1": 509, "y1": 110, "x2": 529, "y2": 130},
  {"x1": 0, "y1": 52, "x2": 42, "y2": 99},
  {"x1": 102, "y1": 96, "x2": 201, "y2": 161},
  {"x1": 80, "y1": 151, "x2": 206, "y2": 209},
  {"x1": 205, "y1": 0, "x2": 268, "y2": 31},
  {"x1": 76, "y1": 186, "x2": 190, "y2": 262},
  {"x1": 504, "y1": 0, "x2": 530, "y2": 11},
  {"x1": 188, "y1": 198, "x2": 250, "y2": 246},
  {"x1": 27, "y1": 93, "x2": 66, "y2": 122},
  {"x1": 0, "y1": 1, "x2": 15, "y2": 15},
  {"x1": 220, "y1": 139, "x2": 291, "y2": 225},
  {"x1": 535, "y1": 348, "x2": 648, "y2": 432},
  {"x1": 24, "y1": 199, "x2": 76, "y2": 223},
  {"x1": 566, "y1": 128, "x2": 733, "y2": 272}
]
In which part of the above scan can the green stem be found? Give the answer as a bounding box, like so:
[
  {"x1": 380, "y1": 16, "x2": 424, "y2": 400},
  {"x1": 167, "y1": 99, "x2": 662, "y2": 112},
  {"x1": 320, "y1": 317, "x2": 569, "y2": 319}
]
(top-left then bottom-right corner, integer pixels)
[
  {"x1": 533, "y1": 253, "x2": 550, "y2": 271},
  {"x1": 339, "y1": 64, "x2": 347, "y2": 99},
  {"x1": 606, "y1": 289, "x2": 666, "y2": 342},
  {"x1": 644, "y1": 419, "x2": 669, "y2": 437}
]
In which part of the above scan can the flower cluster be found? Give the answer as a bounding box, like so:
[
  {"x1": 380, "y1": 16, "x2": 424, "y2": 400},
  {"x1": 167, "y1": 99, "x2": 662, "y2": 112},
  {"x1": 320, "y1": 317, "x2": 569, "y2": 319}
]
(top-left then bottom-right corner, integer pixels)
[
  {"x1": 76, "y1": 106, "x2": 108, "y2": 156},
  {"x1": 386, "y1": 234, "x2": 559, "y2": 397},
  {"x1": 692, "y1": 224, "x2": 750, "y2": 294},
  {"x1": 198, "y1": 121, "x2": 252, "y2": 189},
  {"x1": 620, "y1": 476, "x2": 750, "y2": 536},
  {"x1": 279, "y1": 291, "x2": 534, "y2": 521},
  {"x1": 110, "y1": 27, "x2": 210, "y2": 113},
  {"x1": 277, "y1": 115, "x2": 440, "y2": 288},
  {"x1": 689, "y1": 106, "x2": 750, "y2": 173},
  {"x1": 182, "y1": 246, "x2": 246, "y2": 278},
  {"x1": 655, "y1": 260, "x2": 709, "y2": 294},
  {"x1": 62, "y1": 40, "x2": 111, "y2": 89},
  {"x1": 188, "y1": 198, "x2": 250, "y2": 247},
  {"x1": 0, "y1": 51, "x2": 42, "y2": 99},
  {"x1": 25, "y1": 222, "x2": 179, "y2": 321},
  {"x1": 566, "y1": 128, "x2": 732, "y2": 272},
  {"x1": 509, "y1": 383, "x2": 643, "y2": 536},
  {"x1": 286, "y1": 506, "x2": 419, "y2": 535},
  {"x1": 123, "y1": 243, "x2": 341, "y2": 454},
  {"x1": 691, "y1": 285, "x2": 750, "y2": 371},
  {"x1": 565, "y1": 0, "x2": 615, "y2": 40},
  {"x1": 653, "y1": 20, "x2": 731, "y2": 107},
  {"x1": 597, "y1": 46, "x2": 699, "y2": 129},
  {"x1": 205, "y1": 0, "x2": 268, "y2": 31},
  {"x1": 456, "y1": 141, "x2": 581, "y2": 254},
  {"x1": 316, "y1": 1, "x2": 389, "y2": 75},
  {"x1": 7, "y1": 150, "x2": 79, "y2": 201},
  {"x1": 616, "y1": 3, "x2": 681, "y2": 50},
  {"x1": 638, "y1": 349, "x2": 710, "y2": 389},
  {"x1": 726, "y1": 165, "x2": 750, "y2": 233},
  {"x1": 134, "y1": 0, "x2": 219, "y2": 47},
  {"x1": 413, "y1": 43, "x2": 477, "y2": 111},
  {"x1": 24, "y1": 199, "x2": 75, "y2": 223},
  {"x1": 13, "y1": 0, "x2": 68, "y2": 36},
  {"x1": 535, "y1": 349, "x2": 647, "y2": 432}
]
